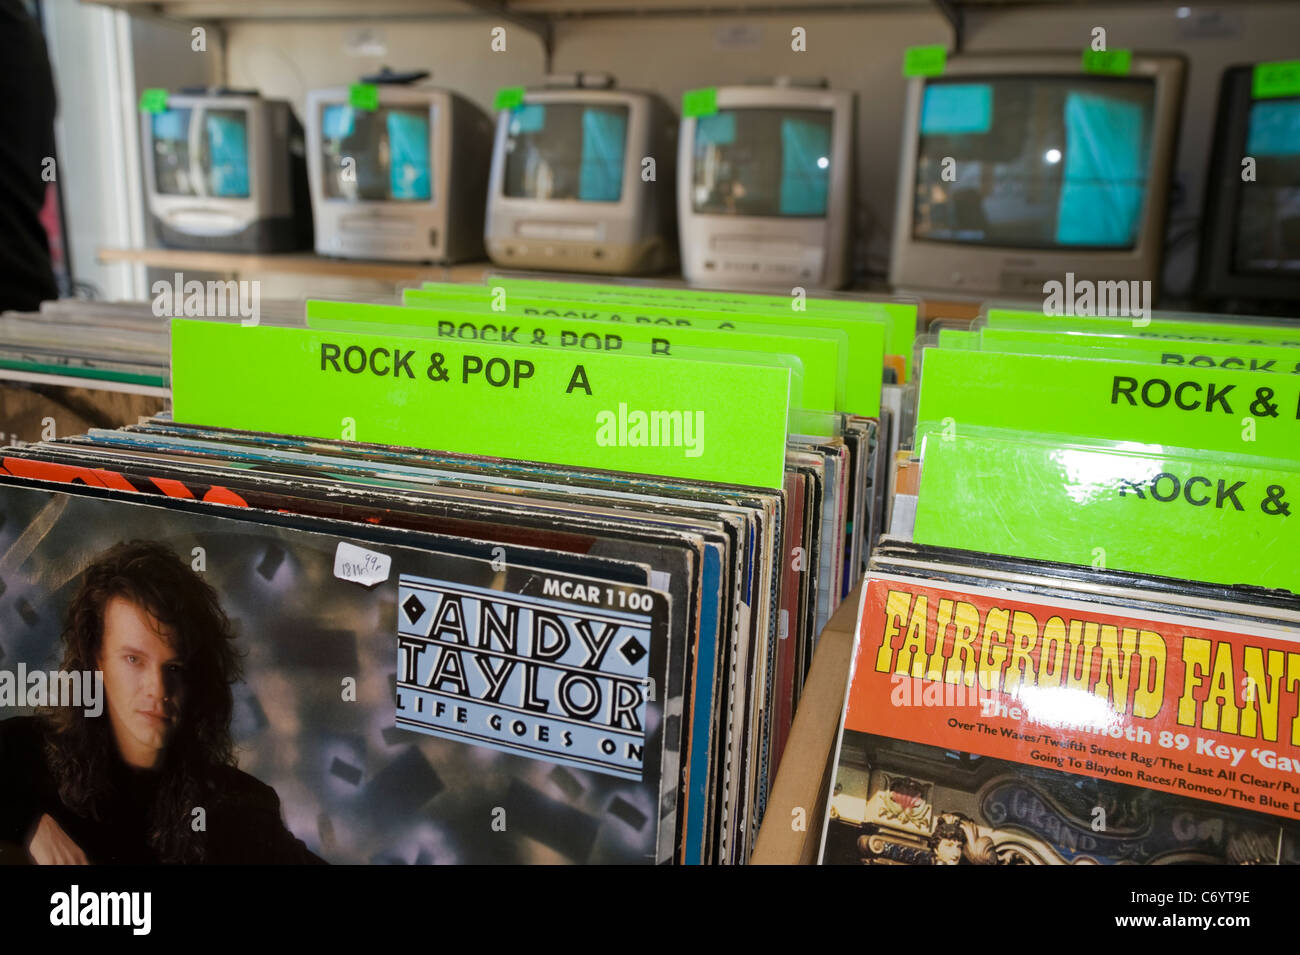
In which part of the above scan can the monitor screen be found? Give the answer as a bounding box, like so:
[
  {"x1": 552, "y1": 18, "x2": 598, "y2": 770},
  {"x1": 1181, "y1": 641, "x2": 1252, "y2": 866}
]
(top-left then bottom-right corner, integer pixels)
[
  {"x1": 691, "y1": 108, "x2": 833, "y2": 217},
  {"x1": 320, "y1": 104, "x2": 432, "y2": 202},
  {"x1": 502, "y1": 102, "x2": 629, "y2": 202},
  {"x1": 912, "y1": 76, "x2": 1156, "y2": 249},
  {"x1": 152, "y1": 107, "x2": 251, "y2": 199},
  {"x1": 1234, "y1": 97, "x2": 1300, "y2": 275}
]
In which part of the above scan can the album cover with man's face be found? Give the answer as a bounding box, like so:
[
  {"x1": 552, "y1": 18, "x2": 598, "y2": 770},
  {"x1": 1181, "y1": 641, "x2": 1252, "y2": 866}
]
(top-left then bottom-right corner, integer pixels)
[{"x1": 0, "y1": 480, "x2": 672, "y2": 864}]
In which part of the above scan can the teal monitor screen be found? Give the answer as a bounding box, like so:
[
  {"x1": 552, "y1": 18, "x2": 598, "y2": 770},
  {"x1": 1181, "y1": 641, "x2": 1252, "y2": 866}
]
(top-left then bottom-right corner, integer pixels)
[
  {"x1": 153, "y1": 107, "x2": 250, "y2": 198},
  {"x1": 152, "y1": 108, "x2": 196, "y2": 196},
  {"x1": 205, "y1": 109, "x2": 250, "y2": 198},
  {"x1": 503, "y1": 102, "x2": 629, "y2": 202},
  {"x1": 692, "y1": 107, "x2": 833, "y2": 217},
  {"x1": 1234, "y1": 97, "x2": 1300, "y2": 274},
  {"x1": 913, "y1": 76, "x2": 1156, "y2": 249},
  {"x1": 321, "y1": 104, "x2": 432, "y2": 202}
]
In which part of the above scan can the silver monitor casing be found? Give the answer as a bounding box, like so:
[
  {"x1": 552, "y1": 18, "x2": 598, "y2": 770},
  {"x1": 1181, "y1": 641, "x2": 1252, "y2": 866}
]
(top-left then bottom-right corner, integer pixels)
[
  {"x1": 306, "y1": 86, "x2": 493, "y2": 264},
  {"x1": 677, "y1": 85, "x2": 855, "y2": 291},
  {"x1": 141, "y1": 94, "x2": 305, "y2": 252},
  {"x1": 484, "y1": 88, "x2": 678, "y2": 275},
  {"x1": 888, "y1": 52, "x2": 1186, "y2": 301}
]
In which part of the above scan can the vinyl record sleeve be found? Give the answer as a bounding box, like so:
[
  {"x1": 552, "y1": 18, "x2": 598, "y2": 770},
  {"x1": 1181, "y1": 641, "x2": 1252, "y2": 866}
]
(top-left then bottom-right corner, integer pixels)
[
  {"x1": 0, "y1": 477, "x2": 676, "y2": 864},
  {"x1": 31, "y1": 432, "x2": 750, "y2": 862},
  {"x1": 820, "y1": 563, "x2": 1300, "y2": 865},
  {"x1": 786, "y1": 452, "x2": 824, "y2": 692},
  {"x1": 95, "y1": 418, "x2": 797, "y2": 862},
  {"x1": 2, "y1": 444, "x2": 714, "y2": 863}
]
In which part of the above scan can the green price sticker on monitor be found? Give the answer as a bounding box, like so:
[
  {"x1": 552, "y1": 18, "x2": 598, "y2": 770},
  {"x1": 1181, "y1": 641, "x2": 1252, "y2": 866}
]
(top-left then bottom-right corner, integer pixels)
[
  {"x1": 493, "y1": 86, "x2": 525, "y2": 111},
  {"x1": 1253, "y1": 60, "x2": 1300, "y2": 99},
  {"x1": 682, "y1": 88, "x2": 718, "y2": 118},
  {"x1": 903, "y1": 45, "x2": 947, "y2": 78},
  {"x1": 139, "y1": 88, "x2": 168, "y2": 114},
  {"x1": 348, "y1": 83, "x2": 379, "y2": 111},
  {"x1": 1082, "y1": 48, "x2": 1132, "y2": 76}
]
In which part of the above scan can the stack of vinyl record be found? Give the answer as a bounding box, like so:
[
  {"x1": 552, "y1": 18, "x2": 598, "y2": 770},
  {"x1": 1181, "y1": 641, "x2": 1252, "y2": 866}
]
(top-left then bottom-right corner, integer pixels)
[
  {"x1": 0, "y1": 300, "x2": 171, "y2": 444},
  {"x1": 0, "y1": 277, "x2": 914, "y2": 865},
  {"x1": 821, "y1": 303, "x2": 1300, "y2": 866}
]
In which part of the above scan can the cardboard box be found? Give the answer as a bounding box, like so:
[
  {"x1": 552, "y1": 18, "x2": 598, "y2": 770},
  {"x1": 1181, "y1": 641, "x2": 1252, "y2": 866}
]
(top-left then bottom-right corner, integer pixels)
[{"x1": 750, "y1": 583, "x2": 862, "y2": 864}]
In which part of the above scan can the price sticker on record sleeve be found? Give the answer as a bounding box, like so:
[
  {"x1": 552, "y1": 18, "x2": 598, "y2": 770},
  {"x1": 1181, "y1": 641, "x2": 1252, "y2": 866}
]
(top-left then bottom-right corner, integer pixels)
[{"x1": 333, "y1": 541, "x2": 391, "y2": 587}]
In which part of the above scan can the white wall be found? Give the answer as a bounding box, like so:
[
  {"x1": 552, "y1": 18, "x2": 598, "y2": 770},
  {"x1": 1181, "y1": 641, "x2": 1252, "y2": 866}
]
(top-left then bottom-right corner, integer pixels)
[{"x1": 42, "y1": 0, "x2": 221, "y2": 299}]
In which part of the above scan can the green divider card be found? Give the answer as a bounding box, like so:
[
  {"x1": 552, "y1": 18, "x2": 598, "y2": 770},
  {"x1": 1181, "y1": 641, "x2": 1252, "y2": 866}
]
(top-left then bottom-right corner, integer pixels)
[
  {"x1": 974, "y1": 326, "x2": 1300, "y2": 375},
  {"x1": 307, "y1": 298, "x2": 841, "y2": 418},
  {"x1": 936, "y1": 328, "x2": 979, "y2": 349},
  {"x1": 171, "y1": 319, "x2": 791, "y2": 489},
  {"x1": 483, "y1": 276, "x2": 918, "y2": 381},
  {"x1": 349, "y1": 83, "x2": 379, "y2": 111},
  {"x1": 305, "y1": 304, "x2": 822, "y2": 435},
  {"x1": 406, "y1": 281, "x2": 890, "y2": 410},
  {"x1": 401, "y1": 286, "x2": 883, "y2": 416},
  {"x1": 1081, "y1": 48, "x2": 1132, "y2": 76},
  {"x1": 681, "y1": 87, "x2": 718, "y2": 118},
  {"x1": 913, "y1": 430, "x2": 1298, "y2": 593},
  {"x1": 1253, "y1": 60, "x2": 1300, "y2": 99},
  {"x1": 903, "y1": 45, "x2": 947, "y2": 78},
  {"x1": 985, "y1": 307, "x2": 1300, "y2": 348},
  {"x1": 139, "y1": 88, "x2": 168, "y2": 114},
  {"x1": 493, "y1": 86, "x2": 526, "y2": 111},
  {"x1": 915, "y1": 348, "x2": 1300, "y2": 463}
]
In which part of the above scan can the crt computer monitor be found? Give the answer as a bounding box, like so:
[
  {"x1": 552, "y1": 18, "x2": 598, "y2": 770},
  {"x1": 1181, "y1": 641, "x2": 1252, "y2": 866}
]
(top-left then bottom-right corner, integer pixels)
[
  {"x1": 484, "y1": 85, "x2": 678, "y2": 275},
  {"x1": 889, "y1": 53, "x2": 1185, "y2": 301},
  {"x1": 677, "y1": 84, "x2": 855, "y2": 290},
  {"x1": 306, "y1": 85, "x2": 493, "y2": 263},
  {"x1": 141, "y1": 90, "x2": 312, "y2": 252},
  {"x1": 1198, "y1": 63, "x2": 1300, "y2": 313}
]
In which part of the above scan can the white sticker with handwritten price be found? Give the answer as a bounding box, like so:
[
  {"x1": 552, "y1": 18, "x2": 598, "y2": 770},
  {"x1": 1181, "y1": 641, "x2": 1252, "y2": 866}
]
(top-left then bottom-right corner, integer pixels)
[{"x1": 334, "y1": 541, "x2": 392, "y2": 587}]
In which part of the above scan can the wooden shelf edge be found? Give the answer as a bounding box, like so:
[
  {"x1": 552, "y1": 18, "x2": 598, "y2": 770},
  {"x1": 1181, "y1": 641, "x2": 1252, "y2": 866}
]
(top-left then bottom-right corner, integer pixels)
[
  {"x1": 749, "y1": 583, "x2": 861, "y2": 865},
  {"x1": 97, "y1": 246, "x2": 492, "y2": 284}
]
